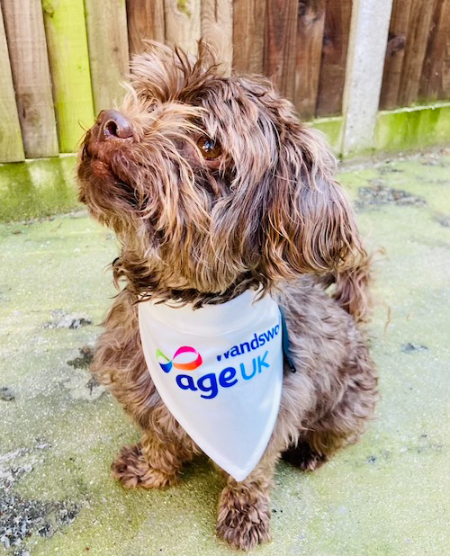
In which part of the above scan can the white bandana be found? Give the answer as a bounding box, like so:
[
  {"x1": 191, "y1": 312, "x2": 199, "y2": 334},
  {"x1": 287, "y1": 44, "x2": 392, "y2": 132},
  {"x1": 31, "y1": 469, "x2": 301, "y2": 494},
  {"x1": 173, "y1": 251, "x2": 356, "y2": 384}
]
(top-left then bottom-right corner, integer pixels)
[{"x1": 138, "y1": 289, "x2": 283, "y2": 482}]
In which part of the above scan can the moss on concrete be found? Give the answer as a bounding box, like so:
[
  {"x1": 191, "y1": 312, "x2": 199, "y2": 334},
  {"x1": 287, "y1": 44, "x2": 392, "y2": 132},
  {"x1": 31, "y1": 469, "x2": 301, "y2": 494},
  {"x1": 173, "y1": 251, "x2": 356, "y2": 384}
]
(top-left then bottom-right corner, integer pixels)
[
  {"x1": 1, "y1": 152, "x2": 450, "y2": 554},
  {"x1": 339, "y1": 151, "x2": 450, "y2": 213},
  {"x1": 376, "y1": 103, "x2": 450, "y2": 153},
  {"x1": 0, "y1": 156, "x2": 80, "y2": 222},
  {"x1": 311, "y1": 116, "x2": 343, "y2": 155},
  {"x1": 313, "y1": 103, "x2": 450, "y2": 157}
]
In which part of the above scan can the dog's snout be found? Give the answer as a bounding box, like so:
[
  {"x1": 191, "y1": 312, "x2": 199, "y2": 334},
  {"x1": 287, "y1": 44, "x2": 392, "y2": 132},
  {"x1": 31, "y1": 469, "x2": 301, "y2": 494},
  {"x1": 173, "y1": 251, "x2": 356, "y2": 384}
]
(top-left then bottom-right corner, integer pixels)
[{"x1": 98, "y1": 109, "x2": 133, "y2": 140}]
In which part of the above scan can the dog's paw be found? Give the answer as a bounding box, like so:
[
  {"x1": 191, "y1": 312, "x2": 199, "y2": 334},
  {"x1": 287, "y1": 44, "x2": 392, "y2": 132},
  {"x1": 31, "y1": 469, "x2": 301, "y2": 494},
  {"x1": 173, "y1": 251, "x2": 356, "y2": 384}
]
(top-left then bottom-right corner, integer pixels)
[
  {"x1": 111, "y1": 443, "x2": 177, "y2": 489},
  {"x1": 282, "y1": 441, "x2": 328, "y2": 471},
  {"x1": 216, "y1": 486, "x2": 271, "y2": 550}
]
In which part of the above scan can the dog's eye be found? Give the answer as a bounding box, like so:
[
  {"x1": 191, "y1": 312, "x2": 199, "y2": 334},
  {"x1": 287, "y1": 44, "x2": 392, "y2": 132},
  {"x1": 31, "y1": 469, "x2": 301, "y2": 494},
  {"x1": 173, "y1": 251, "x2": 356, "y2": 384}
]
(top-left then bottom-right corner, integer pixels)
[{"x1": 197, "y1": 136, "x2": 222, "y2": 160}]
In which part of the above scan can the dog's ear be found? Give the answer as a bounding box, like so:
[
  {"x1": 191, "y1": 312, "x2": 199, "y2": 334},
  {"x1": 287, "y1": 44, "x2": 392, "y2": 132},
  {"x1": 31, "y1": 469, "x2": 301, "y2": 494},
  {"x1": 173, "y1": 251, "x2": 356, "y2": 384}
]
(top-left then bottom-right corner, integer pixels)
[
  {"x1": 258, "y1": 123, "x2": 362, "y2": 277},
  {"x1": 248, "y1": 110, "x2": 368, "y2": 289},
  {"x1": 255, "y1": 121, "x2": 371, "y2": 322}
]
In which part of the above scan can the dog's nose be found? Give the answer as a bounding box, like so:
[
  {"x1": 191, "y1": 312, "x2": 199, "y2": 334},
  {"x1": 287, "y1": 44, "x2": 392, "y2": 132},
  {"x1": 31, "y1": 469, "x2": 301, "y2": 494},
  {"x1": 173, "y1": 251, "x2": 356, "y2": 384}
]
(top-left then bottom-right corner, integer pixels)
[{"x1": 98, "y1": 109, "x2": 133, "y2": 140}]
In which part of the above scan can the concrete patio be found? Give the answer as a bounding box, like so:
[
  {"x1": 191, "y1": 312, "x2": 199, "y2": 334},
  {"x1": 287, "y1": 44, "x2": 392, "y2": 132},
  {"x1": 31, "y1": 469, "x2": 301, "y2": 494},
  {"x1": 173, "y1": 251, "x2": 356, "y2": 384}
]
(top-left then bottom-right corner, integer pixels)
[{"x1": 1, "y1": 150, "x2": 449, "y2": 555}]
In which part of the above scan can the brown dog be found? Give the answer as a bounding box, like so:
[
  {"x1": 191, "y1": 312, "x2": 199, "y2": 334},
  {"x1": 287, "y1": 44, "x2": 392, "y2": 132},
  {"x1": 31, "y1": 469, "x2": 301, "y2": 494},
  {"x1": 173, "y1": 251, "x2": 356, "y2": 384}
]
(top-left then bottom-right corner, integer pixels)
[{"x1": 78, "y1": 43, "x2": 377, "y2": 550}]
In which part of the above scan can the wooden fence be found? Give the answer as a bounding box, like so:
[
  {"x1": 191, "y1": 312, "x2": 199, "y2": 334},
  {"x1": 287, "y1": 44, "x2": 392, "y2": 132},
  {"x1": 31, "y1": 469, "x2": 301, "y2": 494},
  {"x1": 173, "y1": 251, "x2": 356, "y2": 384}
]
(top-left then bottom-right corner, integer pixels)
[{"x1": 1, "y1": 0, "x2": 450, "y2": 163}]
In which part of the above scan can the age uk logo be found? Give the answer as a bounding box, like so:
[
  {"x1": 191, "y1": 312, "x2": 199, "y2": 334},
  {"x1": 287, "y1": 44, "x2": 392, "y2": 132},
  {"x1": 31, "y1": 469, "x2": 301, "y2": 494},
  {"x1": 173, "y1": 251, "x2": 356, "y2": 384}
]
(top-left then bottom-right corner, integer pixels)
[{"x1": 156, "y1": 346, "x2": 203, "y2": 373}]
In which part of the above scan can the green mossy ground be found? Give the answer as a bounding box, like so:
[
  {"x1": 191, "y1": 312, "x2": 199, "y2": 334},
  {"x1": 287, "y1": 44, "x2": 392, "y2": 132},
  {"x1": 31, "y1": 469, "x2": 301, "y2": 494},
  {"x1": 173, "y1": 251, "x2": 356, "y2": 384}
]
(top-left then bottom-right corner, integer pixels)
[{"x1": 0, "y1": 151, "x2": 449, "y2": 555}]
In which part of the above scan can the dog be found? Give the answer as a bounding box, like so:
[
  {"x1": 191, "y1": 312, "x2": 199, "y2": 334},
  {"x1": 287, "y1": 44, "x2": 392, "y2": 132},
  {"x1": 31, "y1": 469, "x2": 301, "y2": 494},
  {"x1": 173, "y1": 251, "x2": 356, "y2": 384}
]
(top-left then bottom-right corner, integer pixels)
[{"x1": 78, "y1": 42, "x2": 378, "y2": 550}]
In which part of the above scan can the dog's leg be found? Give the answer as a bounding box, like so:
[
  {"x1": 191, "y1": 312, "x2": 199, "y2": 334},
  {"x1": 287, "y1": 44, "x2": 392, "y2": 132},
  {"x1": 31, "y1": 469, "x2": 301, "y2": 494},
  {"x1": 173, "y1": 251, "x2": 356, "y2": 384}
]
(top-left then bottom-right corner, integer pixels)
[
  {"x1": 216, "y1": 449, "x2": 279, "y2": 550},
  {"x1": 282, "y1": 431, "x2": 341, "y2": 471},
  {"x1": 214, "y1": 364, "x2": 317, "y2": 549},
  {"x1": 283, "y1": 338, "x2": 378, "y2": 471},
  {"x1": 91, "y1": 289, "x2": 199, "y2": 489},
  {"x1": 111, "y1": 430, "x2": 196, "y2": 489},
  {"x1": 282, "y1": 437, "x2": 329, "y2": 471}
]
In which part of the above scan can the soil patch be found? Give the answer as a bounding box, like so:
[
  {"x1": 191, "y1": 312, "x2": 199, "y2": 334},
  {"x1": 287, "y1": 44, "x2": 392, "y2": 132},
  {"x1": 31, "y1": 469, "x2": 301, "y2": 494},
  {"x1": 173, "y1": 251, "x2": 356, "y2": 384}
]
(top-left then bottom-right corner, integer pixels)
[
  {"x1": 401, "y1": 343, "x2": 429, "y2": 353},
  {"x1": 67, "y1": 346, "x2": 94, "y2": 370},
  {"x1": 434, "y1": 213, "x2": 450, "y2": 228},
  {"x1": 356, "y1": 181, "x2": 427, "y2": 209},
  {"x1": 44, "y1": 311, "x2": 92, "y2": 330},
  {"x1": 0, "y1": 446, "x2": 78, "y2": 553},
  {"x1": 0, "y1": 387, "x2": 15, "y2": 402}
]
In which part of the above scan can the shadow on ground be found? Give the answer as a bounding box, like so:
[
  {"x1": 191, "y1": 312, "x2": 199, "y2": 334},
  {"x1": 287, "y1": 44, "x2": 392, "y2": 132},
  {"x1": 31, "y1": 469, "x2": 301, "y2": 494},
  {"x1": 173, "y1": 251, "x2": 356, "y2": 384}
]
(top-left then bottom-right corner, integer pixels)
[{"x1": 1, "y1": 150, "x2": 449, "y2": 555}]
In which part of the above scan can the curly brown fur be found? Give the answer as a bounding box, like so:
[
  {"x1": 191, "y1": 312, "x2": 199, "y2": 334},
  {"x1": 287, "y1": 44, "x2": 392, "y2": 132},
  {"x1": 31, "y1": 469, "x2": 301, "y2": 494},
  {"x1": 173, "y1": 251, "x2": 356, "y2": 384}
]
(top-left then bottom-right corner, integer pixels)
[{"x1": 78, "y1": 42, "x2": 378, "y2": 550}]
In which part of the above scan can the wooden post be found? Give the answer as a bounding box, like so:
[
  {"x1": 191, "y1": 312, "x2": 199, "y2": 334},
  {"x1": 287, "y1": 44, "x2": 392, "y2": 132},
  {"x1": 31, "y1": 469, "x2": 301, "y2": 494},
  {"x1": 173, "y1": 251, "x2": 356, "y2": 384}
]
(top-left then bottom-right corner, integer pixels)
[
  {"x1": 201, "y1": 0, "x2": 233, "y2": 75},
  {"x1": 232, "y1": 0, "x2": 266, "y2": 74},
  {"x1": 2, "y1": 0, "x2": 58, "y2": 158},
  {"x1": 84, "y1": 0, "x2": 129, "y2": 114},
  {"x1": 126, "y1": 0, "x2": 165, "y2": 56},
  {"x1": 341, "y1": 0, "x2": 393, "y2": 156},
  {"x1": 0, "y1": 8, "x2": 24, "y2": 162},
  {"x1": 164, "y1": 0, "x2": 201, "y2": 55},
  {"x1": 419, "y1": 0, "x2": 450, "y2": 103},
  {"x1": 264, "y1": 0, "x2": 298, "y2": 101},
  {"x1": 398, "y1": 0, "x2": 437, "y2": 107},
  {"x1": 42, "y1": 0, "x2": 95, "y2": 153},
  {"x1": 316, "y1": 0, "x2": 352, "y2": 117},
  {"x1": 294, "y1": 0, "x2": 326, "y2": 121},
  {"x1": 379, "y1": 0, "x2": 414, "y2": 110}
]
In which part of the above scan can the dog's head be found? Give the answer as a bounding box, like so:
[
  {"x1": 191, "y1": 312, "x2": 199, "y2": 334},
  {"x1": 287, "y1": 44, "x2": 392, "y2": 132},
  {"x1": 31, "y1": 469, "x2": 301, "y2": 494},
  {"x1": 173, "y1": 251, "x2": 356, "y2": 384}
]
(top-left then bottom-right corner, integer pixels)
[{"x1": 78, "y1": 42, "x2": 365, "y2": 302}]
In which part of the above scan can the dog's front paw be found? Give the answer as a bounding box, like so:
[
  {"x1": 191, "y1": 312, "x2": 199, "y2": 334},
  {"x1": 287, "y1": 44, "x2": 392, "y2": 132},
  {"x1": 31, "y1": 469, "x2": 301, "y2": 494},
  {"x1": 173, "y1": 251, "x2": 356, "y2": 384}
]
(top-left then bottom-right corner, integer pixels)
[
  {"x1": 216, "y1": 485, "x2": 271, "y2": 550},
  {"x1": 111, "y1": 444, "x2": 177, "y2": 489}
]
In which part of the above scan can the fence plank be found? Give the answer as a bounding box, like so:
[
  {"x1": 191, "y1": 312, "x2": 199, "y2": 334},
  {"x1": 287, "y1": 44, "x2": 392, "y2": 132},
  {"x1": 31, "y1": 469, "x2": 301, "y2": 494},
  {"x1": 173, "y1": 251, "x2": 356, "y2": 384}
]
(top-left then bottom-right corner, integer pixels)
[
  {"x1": 316, "y1": 0, "x2": 352, "y2": 117},
  {"x1": 2, "y1": 0, "x2": 58, "y2": 158},
  {"x1": 164, "y1": 0, "x2": 201, "y2": 55},
  {"x1": 0, "y1": 9, "x2": 24, "y2": 162},
  {"x1": 85, "y1": 0, "x2": 129, "y2": 114},
  {"x1": 201, "y1": 0, "x2": 232, "y2": 75},
  {"x1": 397, "y1": 0, "x2": 436, "y2": 107},
  {"x1": 42, "y1": 0, "x2": 95, "y2": 153},
  {"x1": 126, "y1": 0, "x2": 165, "y2": 56},
  {"x1": 232, "y1": 0, "x2": 266, "y2": 74},
  {"x1": 294, "y1": 0, "x2": 325, "y2": 120},
  {"x1": 419, "y1": 0, "x2": 450, "y2": 102},
  {"x1": 264, "y1": 0, "x2": 298, "y2": 100},
  {"x1": 341, "y1": 0, "x2": 393, "y2": 155},
  {"x1": 379, "y1": 0, "x2": 413, "y2": 110}
]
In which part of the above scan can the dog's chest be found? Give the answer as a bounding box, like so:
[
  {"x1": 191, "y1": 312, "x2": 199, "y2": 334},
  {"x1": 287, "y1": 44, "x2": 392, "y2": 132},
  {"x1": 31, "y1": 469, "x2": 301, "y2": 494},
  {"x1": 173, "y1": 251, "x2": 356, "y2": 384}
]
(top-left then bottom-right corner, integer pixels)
[{"x1": 138, "y1": 290, "x2": 284, "y2": 481}]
